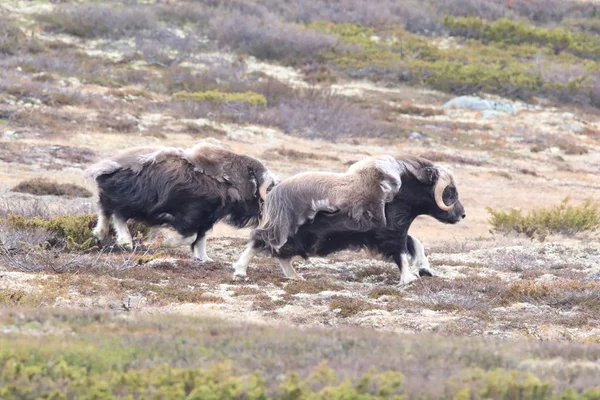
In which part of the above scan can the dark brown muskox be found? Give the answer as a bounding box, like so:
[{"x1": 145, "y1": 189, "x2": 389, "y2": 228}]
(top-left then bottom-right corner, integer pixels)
[
  {"x1": 84, "y1": 144, "x2": 277, "y2": 261},
  {"x1": 232, "y1": 154, "x2": 465, "y2": 284}
]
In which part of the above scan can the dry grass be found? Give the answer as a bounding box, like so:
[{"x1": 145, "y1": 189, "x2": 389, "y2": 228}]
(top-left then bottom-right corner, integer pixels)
[
  {"x1": 0, "y1": 142, "x2": 96, "y2": 169},
  {"x1": 368, "y1": 286, "x2": 403, "y2": 299},
  {"x1": 284, "y1": 280, "x2": 343, "y2": 295},
  {"x1": 394, "y1": 101, "x2": 444, "y2": 117},
  {"x1": 262, "y1": 148, "x2": 341, "y2": 162},
  {"x1": 36, "y1": 4, "x2": 157, "y2": 39},
  {"x1": 12, "y1": 178, "x2": 92, "y2": 198},
  {"x1": 233, "y1": 287, "x2": 263, "y2": 296},
  {"x1": 208, "y1": 11, "x2": 338, "y2": 62},
  {"x1": 418, "y1": 150, "x2": 487, "y2": 166},
  {"x1": 330, "y1": 296, "x2": 379, "y2": 317},
  {"x1": 353, "y1": 264, "x2": 399, "y2": 284},
  {"x1": 503, "y1": 280, "x2": 600, "y2": 310},
  {"x1": 530, "y1": 136, "x2": 589, "y2": 155}
]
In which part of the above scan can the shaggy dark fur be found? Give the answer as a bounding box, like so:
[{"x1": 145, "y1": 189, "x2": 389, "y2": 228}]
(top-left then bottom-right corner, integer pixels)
[{"x1": 95, "y1": 156, "x2": 266, "y2": 246}]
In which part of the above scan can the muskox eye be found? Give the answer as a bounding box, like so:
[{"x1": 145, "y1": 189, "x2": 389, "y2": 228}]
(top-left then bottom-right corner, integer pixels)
[{"x1": 444, "y1": 186, "x2": 457, "y2": 202}]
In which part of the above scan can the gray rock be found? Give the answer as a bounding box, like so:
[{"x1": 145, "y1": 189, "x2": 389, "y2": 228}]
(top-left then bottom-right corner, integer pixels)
[
  {"x1": 408, "y1": 131, "x2": 426, "y2": 140},
  {"x1": 561, "y1": 124, "x2": 584, "y2": 133},
  {"x1": 481, "y1": 110, "x2": 500, "y2": 119},
  {"x1": 443, "y1": 96, "x2": 517, "y2": 115}
]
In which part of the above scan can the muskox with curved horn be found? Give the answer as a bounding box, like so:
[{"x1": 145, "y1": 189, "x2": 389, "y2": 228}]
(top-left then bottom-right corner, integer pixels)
[
  {"x1": 84, "y1": 144, "x2": 278, "y2": 262},
  {"x1": 232, "y1": 154, "x2": 465, "y2": 284}
]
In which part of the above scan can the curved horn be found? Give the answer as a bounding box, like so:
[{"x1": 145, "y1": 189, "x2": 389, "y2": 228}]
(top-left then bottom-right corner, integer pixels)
[
  {"x1": 258, "y1": 172, "x2": 277, "y2": 201},
  {"x1": 434, "y1": 172, "x2": 454, "y2": 211},
  {"x1": 259, "y1": 180, "x2": 270, "y2": 200}
]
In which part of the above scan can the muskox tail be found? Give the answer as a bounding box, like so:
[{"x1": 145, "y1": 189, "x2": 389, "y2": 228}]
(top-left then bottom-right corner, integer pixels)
[{"x1": 251, "y1": 186, "x2": 296, "y2": 252}]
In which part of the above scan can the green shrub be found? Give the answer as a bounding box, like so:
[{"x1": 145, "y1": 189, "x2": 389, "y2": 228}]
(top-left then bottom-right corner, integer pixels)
[
  {"x1": 3, "y1": 214, "x2": 151, "y2": 250},
  {"x1": 444, "y1": 16, "x2": 600, "y2": 60},
  {"x1": 172, "y1": 90, "x2": 267, "y2": 107},
  {"x1": 487, "y1": 197, "x2": 600, "y2": 239},
  {"x1": 12, "y1": 178, "x2": 92, "y2": 198},
  {"x1": 315, "y1": 20, "x2": 600, "y2": 105},
  {"x1": 5, "y1": 214, "x2": 96, "y2": 249},
  {"x1": 450, "y1": 368, "x2": 552, "y2": 400}
]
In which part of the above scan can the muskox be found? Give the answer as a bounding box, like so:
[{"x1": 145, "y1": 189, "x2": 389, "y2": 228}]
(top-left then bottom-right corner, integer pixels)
[
  {"x1": 258, "y1": 155, "x2": 403, "y2": 251},
  {"x1": 232, "y1": 154, "x2": 465, "y2": 284},
  {"x1": 84, "y1": 144, "x2": 278, "y2": 261}
]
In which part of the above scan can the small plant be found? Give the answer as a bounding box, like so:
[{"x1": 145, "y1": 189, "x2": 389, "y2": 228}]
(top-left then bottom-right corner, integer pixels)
[
  {"x1": 233, "y1": 287, "x2": 263, "y2": 296},
  {"x1": 12, "y1": 178, "x2": 92, "y2": 198},
  {"x1": 172, "y1": 90, "x2": 267, "y2": 107},
  {"x1": 3, "y1": 214, "x2": 150, "y2": 250},
  {"x1": 4, "y1": 214, "x2": 96, "y2": 249},
  {"x1": 0, "y1": 16, "x2": 44, "y2": 55},
  {"x1": 368, "y1": 286, "x2": 403, "y2": 299},
  {"x1": 330, "y1": 296, "x2": 378, "y2": 317},
  {"x1": 487, "y1": 197, "x2": 600, "y2": 239},
  {"x1": 284, "y1": 280, "x2": 343, "y2": 295}
]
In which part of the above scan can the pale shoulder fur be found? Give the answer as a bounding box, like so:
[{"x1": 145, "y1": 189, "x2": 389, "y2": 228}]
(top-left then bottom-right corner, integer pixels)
[{"x1": 258, "y1": 155, "x2": 403, "y2": 250}]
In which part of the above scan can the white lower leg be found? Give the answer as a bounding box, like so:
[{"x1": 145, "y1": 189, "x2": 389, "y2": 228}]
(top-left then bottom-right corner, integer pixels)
[
  {"x1": 399, "y1": 253, "x2": 418, "y2": 285},
  {"x1": 163, "y1": 232, "x2": 198, "y2": 248},
  {"x1": 277, "y1": 258, "x2": 304, "y2": 280},
  {"x1": 112, "y1": 215, "x2": 133, "y2": 250},
  {"x1": 232, "y1": 242, "x2": 259, "y2": 279},
  {"x1": 92, "y1": 212, "x2": 110, "y2": 240},
  {"x1": 192, "y1": 235, "x2": 213, "y2": 262},
  {"x1": 409, "y1": 238, "x2": 434, "y2": 276}
]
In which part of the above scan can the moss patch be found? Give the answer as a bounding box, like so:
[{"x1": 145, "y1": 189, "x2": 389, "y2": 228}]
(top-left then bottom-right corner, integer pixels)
[{"x1": 172, "y1": 90, "x2": 267, "y2": 107}]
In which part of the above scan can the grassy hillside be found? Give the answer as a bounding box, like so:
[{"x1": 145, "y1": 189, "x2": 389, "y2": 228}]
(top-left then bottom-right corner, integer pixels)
[{"x1": 1, "y1": 308, "x2": 600, "y2": 399}]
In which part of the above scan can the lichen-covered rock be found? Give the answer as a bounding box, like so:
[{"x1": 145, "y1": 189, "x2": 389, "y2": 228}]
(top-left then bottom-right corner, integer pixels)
[{"x1": 443, "y1": 95, "x2": 517, "y2": 115}]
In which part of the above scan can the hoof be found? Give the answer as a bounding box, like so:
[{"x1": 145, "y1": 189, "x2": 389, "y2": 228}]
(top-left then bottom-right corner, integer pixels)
[
  {"x1": 195, "y1": 256, "x2": 214, "y2": 264},
  {"x1": 398, "y1": 273, "x2": 418, "y2": 286},
  {"x1": 118, "y1": 242, "x2": 133, "y2": 251},
  {"x1": 287, "y1": 274, "x2": 306, "y2": 281},
  {"x1": 418, "y1": 268, "x2": 434, "y2": 277},
  {"x1": 232, "y1": 273, "x2": 249, "y2": 282}
]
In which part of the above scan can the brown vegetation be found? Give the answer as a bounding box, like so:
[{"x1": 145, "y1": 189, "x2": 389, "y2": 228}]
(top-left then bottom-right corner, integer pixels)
[{"x1": 12, "y1": 178, "x2": 92, "y2": 198}]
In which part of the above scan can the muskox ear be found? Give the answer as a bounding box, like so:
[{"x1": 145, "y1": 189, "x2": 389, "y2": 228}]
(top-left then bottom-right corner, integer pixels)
[{"x1": 412, "y1": 166, "x2": 438, "y2": 184}]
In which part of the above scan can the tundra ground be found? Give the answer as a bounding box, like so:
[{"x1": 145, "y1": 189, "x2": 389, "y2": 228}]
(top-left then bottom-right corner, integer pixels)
[{"x1": 1, "y1": 0, "x2": 600, "y2": 397}]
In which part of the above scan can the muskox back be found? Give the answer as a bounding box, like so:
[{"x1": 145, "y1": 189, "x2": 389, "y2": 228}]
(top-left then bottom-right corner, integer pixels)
[{"x1": 96, "y1": 157, "x2": 256, "y2": 234}]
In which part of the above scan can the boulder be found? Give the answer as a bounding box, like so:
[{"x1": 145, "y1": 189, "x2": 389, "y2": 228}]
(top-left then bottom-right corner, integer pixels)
[{"x1": 443, "y1": 96, "x2": 517, "y2": 115}]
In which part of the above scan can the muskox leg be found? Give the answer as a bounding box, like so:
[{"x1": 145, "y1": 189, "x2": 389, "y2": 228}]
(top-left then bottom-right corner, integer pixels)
[
  {"x1": 192, "y1": 234, "x2": 213, "y2": 263},
  {"x1": 92, "y1": 211, "x2": 110, "y2": 241},
  {"x1": 407, "y1": 235, "x2": 434, "y2": 277},
  {"x1": 112, "y1": 215, "x2": 133, "y2": 250},
  {"x1": 393, "y1": 253, "x2": 419, "y2": 286},
  {"x1": 232, "y1": 241, "x2": 260, "y2": 280},
  {"x1": 277, "y1": 258, "x2": 305, "y2": 280},
  {"x1": 162, "y1": 232, "x2": 198, "y2": 248}
]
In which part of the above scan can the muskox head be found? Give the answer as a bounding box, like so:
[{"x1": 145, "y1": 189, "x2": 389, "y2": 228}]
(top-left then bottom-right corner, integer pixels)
[{"x1": 401, "y1": 161, "x2": 466, "y2": 224}]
